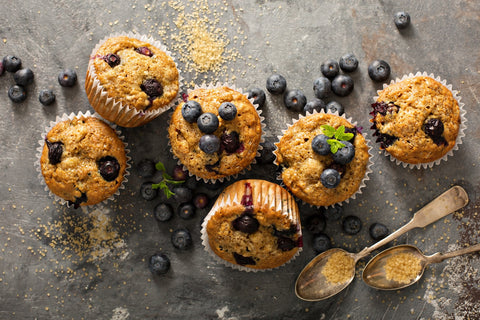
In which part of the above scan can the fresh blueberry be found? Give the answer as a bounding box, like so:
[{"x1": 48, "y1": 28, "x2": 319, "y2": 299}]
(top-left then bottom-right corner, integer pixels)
[
  {"x1": 283, "y1": 89, "x2": 307, "y2": 112},
  {"x1": 172, "y1": 164, "x2": 188, "y2": 181},
  {"x1": 173, "y1": 186, "x2": 193, "y2": 203},
  {"x1": 312, "y1": 233, "x2": 332, "y2": 254},
  {"x1": 326, "y1": 101, "x2": 344, "y2": 115},
  {"x1": 193, "y1": 193, "x2": 209, "y2": 209},
  {"x1": 103, "y1": 53, "x2": 121, "y2": 68},
  {"x1": 184, "y1": 177, "x2": 198, "y2": 190},
  {"x1": 368, "y1": 60, "x2": 391, "y2": 82},
  {"x1": 177, "y1": 202, "x2": 196, "y2": 219},
  {"x1": 257, "y1": 140, "x2": 276, "y2": 164},
  {"x1": 46, "y1": 140, "x2": 63, "y2": 165},
  {"x1": 324, "y1": 204, "x2": 343, "y2": 220},
  {"x1": 58, "y1": 69, "x2": 77, "y2": 87},
  {"x1": 339, "y1": 53, "x2": 359, "y2": 72},
  {"x1": 148, "y1": 253, "x2": 170, "y2": 275},
  {"x1": 277, "y1": 236, "x2": 296, "y2": 251},
  {"x1": 304, "y1": 98, "x2": 326, "y2": 114},
  {"x1": 342, "y1": 215, "x2": 362, "y2": 235},
  {"x1": 311, "y1": 134, "x2": 331, "y2": 156},
  {"x1": 266, "y1": 74, "x2": 287, "y2": 95},
  {"x1": 171, "y1": 228, "x2": 193, "y2": 250},
  {"x1": 153, "y1": 203, "x2": 174, "y2": 222},
  {"x1": 313, "y1": 77, "x2": 331, "y2": 99},
  {"x1": 220, "y1": 131, "x2": 241, "y2": 153},
  {"x1": 135, "y1": 46, "x2": 154, "y2": 57},
  {"x1": 137, "y1": 159, "x2": 156, "y2": 178},
  {"x1": 305, "y1": 212, "x2": 326, "y2": 234},
  {"x1": 3, "y1": 55, "x2": 22, "y2": 72},
  {"x1": 320, "y1": 59, "x2": 340, "y2": 79},
  {"x1": 233, "y1": 252, "x2": 255, "y2": 266},
  {"x1": 199, "y1": 134, "x2": 220, "y2": 154},
  {"x1": 8, "y1": 85, "x2": 27, "y2": 103},
  {"x1": 218, "y1": 102, "x2": 237, "y2": 121},
  {"x1": 141, "y1": 79, "x2": 163, "y2": 99},
  {"x1": 331, "y1": 74, "x2": 354, "y2": 97},
  {"x1": 320, "y1": 168, "x2": 341, "y2": 189},
  {"x1": 394, "y1": 11, "x2": 411, "y2": 29},
  {"x1": 38, "y1": 89, "x2": 56, "y2": 106},
  {"x1": 140, "y1": 182, "x2": 158, "y2": 201},
  {"x1": 98, "y1": 156, "x2": 120, "y2": 181},
  {"x1": 232, "y1": 214, "x2": 259, "y2": 234},
  {"x1": 181, "y1": 100, "x2": 202, "y2": 123},
  {"x1": 13, "y1": 68, "x2": 34, "y2": 86},
  {"x1": 197, "y1": 112, "x2": 219, "y2": 134},
  {"x1": 332, "y1": 140, "x2": 355, "y2": 165},
  {"x1": 247, "y1": 87, "x2": 266, "y2": 108},
  {"x1": 369, "y1": 222, "x2": 389, "y2": 241}
]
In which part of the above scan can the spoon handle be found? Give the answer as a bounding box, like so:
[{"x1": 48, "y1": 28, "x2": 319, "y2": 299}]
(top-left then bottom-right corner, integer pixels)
[
  {"x1": 428, "y1": 243, "x2": 480, "y2": 264},
  {"x1": 358, "y1": 186, "x2": 469, "y2": 258}
]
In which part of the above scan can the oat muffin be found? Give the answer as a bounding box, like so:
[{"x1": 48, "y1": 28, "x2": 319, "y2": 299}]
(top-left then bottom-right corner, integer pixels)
[
  {"x1": 40, "y1": 116, "x2": 127, "y2": 207},
  {"x1": 202, "y1": 179, "x2": 302, "y2": 270},
  {"x1": 168, "y1": 86, "x2": 262, "y2": 181},
  {"x1": 370, "y1": 75, "x2": 461, "y2": 165},
  {"x1": 274, "y1": 113, "x2": 370, "y2": 207},
  {"x1": 85, "y1": 35, "x2": 179, "y2": 127}
]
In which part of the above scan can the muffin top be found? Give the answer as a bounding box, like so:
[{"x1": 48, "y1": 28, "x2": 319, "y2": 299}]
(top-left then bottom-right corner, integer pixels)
[
  {"x1": 90, "y1": 36, "x2": 179, "y2": 111},
  {"x1": 371, "y1": 76, "x2": 460, "y2": 164},
  {"x1": 40, "y1": 116, "x2": 127, "y2": 207},
  {"x1": 275, "y1": 113, "x2": 370, "y2": 207},
  {"x1": 168, "y1": 86, "x2": 262, "y2": 180}
]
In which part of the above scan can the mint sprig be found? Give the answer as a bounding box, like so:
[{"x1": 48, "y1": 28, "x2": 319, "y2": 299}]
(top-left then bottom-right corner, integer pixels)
[
  {"x1": 320, "y1": 124, "x2": 354, "y2": 154},
  {"x1": 151, "y1": 161, "x2": 184, "y2": 199}
]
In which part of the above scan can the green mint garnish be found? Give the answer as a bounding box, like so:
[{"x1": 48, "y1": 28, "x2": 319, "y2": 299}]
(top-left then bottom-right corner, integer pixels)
[
  {"x1": 151, "y1": 161, "x2": 184, "y2": 199},
  {"x1": 320, "y1": 124, "x2": 354, "y2": 154}
]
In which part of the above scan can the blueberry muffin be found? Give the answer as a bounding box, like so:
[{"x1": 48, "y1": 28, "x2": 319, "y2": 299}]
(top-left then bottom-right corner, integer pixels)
[
  {"x1": 40, "y1": 116, "x2": 127, "y2": 207},
  {"x1": 370, "y1": 75, "x2": 461, "y2": 165},
  {"x1": 202, "y1": 179, "x2": 302, "y2": 270},
  {"x1": 85, "y1": 35, "x2": 179, "y2": 127},
  {"x1": 274, "y1": 112, "x2": 370, "y2": 207},
  {"x1": 168, "y1": 86, "x2": 262, "y2": 181}
]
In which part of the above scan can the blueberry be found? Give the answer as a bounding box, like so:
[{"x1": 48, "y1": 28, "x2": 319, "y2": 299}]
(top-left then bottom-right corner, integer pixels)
[
  {"x1": 172, "y1": 164, "x2": 188, "y2": 181},
  {"x1": 368, "y1": 60, "x2": 391, "y2": 82},
  {"x1": 3, "y1": 55, "x2": 22, "y2": 72},
  {"x1": 233, "y1": 252, "x2": 255, "y2": 266},
  {"x1": 369, "y1": 223, "x2": 389, "y2": 241},
  {"x1": 423, "y1": 118, "x2": 444, "y2": 138},
  {"x1": 266, "y1": 74, "x2": 287, "y2": 95},
  {"x1": 177, "y1": 202, "x2": 196, "y2": 219},
  {"x1": 305, "y1": 212, "x2": 326, "y2": 234},
  {"x1": 283, "y1": 89, "x2": 307, "y2": 112},
  {"x1": 199, "y1": 134, "x2": 220, "y2": 154},
  {"x1": 313, "y1": 77, "x2": 331, "y2": 99},
  {"x1": 342, "y1": 215, "x2": 362, "y2": 235},
  {"x1": 332, "y1": 140, "x2": 355, "y2": 165},
  {"x1": 320, "y1": 59, "x2": 340, "y2": 79},
  {"x1": 98, "y1": 156, "x2": 120, "y2": 181},
  {"x1": 304, "y1": 98, "x2": 326, "y2": 114},
  {"x1": 247, "y1": 87, "x2": 266, "y2": 108},
  {"x1": 135, "y1": 46, "x2": 154, "y2": 57},
  {"x1": 193, "y1": 193, "x2": 209, "y2": 209},
  {"x1": 13, "y1": 68, "x2": 34, "y2": 86},
  {"x1": 197, "y1": 112, "x2": 219, "y2": 134},
  {"x1": 184, "y1": 177, "x2": 198, "y2": 190},
  {"x1": 257, "y1": 140, "x2": 276, "y2": 164},
  {"x1": 327, "y1": 162, "x2": 346, "y2": 177},
  {"x1": 220, "y1": 131, "x2": 241, "y2": 153},
  {"x1": 58, "y1": 69, "x2": 77, "y2": 87},
  {"x1": 218, "y1": 102, "x2": 237, "y2": 121},
  {"x1": 311, "y1": 134, "x2": 331, "y2": 156},
  {"x1": 326, "y1": 101, "x2": 344, "y2": 115},
  {"x1": 153, "y1": 203, "x2": 174, "y2": 222},
  {"x1": 0, "y1": 60, "x2": 4, "y2": 76},
  {"x1": 232, "y1": 214, "x2": 259, "y2": 234},
  {"x1": 38, "y1": 89, "x2": 56, "y2": 106},
  {"x1": 181, "y1": 100, "x2": 202, "y2": 123},
  {"x1": 148, "y1": 253, "x2": 170, "y2": 275},
  {"x1": 339, "y1": 53, "x2": 359, "y2": 72},
  {"x1": 8, "y1": 85, "x2": 27, "y2": 103},
  {"x1": 171, "y1": 228, "x2": 193, "y2": 250},
  {"x1": 46, "y1": 140, "x2": 63, "y2": 165},
  {"x1": 394, "y1": 11, "x2": 411, "y2": 29},
  {"x1": 140, "y1": 182, "x2": 158, "y2": 201},
  {"x1": 371, "y1": 101, "x2": 399, "y2": 116},
  {"x1": 312, "y1": 233, "x2": 332, "y2": 254},
  {"x1": 141, "y1": 79, "x2": 163, "y2": 99},
  {"x1": 320, "y1": 168, "x2": 341, "y2": 189},
  {"x1": 324, "y1": 204, "x2": 343, "y2": 220},
  {"x1": 331, "y1": 74, "x2": 354, "y2": 97},
  {"x1": 173, "y1": 186, "x2": 193, "y2": 203},
  {"x1": 137, "y1": 159, "x2": 156, "y2": 178},
  {"x1": 277, "y1": 236, "x2": 296, "y2": 251}
]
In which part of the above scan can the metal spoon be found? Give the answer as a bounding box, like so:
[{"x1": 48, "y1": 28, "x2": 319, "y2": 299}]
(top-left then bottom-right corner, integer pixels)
[
  {"x1": 362, "y1": 243, "x2": 480, "y2": 290},
  {"x1": 295, "y1": 186, "x2": 468, "y2": 301}
]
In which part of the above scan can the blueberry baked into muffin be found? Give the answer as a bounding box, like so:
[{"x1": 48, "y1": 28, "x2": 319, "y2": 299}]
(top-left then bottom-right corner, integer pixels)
[
  {"x1": 40, "y1": 116, "x2": 127, "y2": 207},
  {"x1": 168, "y1": 86, "x2": 263, "y2": 181},
  {"x1": 202, "y1": 179, "x2": 302, "y2": 270},
  {"x1": 274, "y1": 112, "x2": 370, "y2": 207},
  {"x1": 370, "y1": 75, "x2": 461, "y2": 166}
]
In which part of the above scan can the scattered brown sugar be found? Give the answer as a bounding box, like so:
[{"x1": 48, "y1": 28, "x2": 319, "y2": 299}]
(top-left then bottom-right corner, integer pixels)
[
  {"x1": 322, "y1": 251, "x2": 355, "y2": 284},
  {"x1": 384, "y1": 252, "x2": 422, "y2": 284}
]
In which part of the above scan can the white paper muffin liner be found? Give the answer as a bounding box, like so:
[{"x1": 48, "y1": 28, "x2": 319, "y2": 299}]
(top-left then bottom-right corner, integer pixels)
[
  {"x1": 85, "y1": 32, "x2": 183, "y2": 127},
  {"x1": 168, "y1": 83, "x2": 266, "y2": 183},
  {"x1": 35, "y1": 110, "x2": 131, "y2": 208},
  {"x1": 273, "y1": 109, "x2": 374, "y2": 208},
  {"x1": 372, "y1": 71, "x2": 467, "y2": 169},
  {"x1": 200, "y1": 179, "x2": 302, "y2": 272}
]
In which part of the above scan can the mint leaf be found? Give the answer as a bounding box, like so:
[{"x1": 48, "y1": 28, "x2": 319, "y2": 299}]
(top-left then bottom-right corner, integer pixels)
[
  {"x1": 321, "y1": 124, "x2": 336, "y2": 137},
  {"x1": 152, "y1": 161, "x2": 185, "y2": 199},
  {"x1": 335, "y1": 125, "x2": 354, "y2": 141},
  {"x1": 327, "y1": 139, "x2": 346, "y2": 154},
  {"x1": 155, "y1": 161, "x2": 167, "y2": 172}
]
